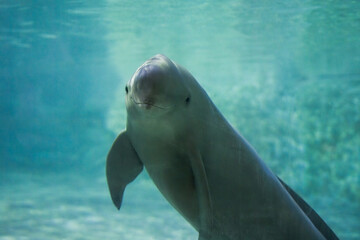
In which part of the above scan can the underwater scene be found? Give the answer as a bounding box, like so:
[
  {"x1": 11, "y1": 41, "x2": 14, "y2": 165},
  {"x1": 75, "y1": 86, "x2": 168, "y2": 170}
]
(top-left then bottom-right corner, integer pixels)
[{"x1": 1, "y1": 0, "x2": 359, "y2": 239}]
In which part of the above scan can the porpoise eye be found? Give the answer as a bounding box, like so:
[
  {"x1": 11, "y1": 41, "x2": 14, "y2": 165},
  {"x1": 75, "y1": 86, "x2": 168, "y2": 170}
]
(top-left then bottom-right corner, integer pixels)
[
  {"x1": 185, "y1": 96, "x2": 191, "y2": 105},
  {"x1": 125, "y1": 86, "x2": 128, "y2": 94}
]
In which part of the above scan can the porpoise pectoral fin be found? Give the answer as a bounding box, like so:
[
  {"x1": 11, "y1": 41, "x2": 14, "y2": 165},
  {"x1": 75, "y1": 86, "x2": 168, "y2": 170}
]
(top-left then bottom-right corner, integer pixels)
[
  {"x1": 106, "y1": 130, "x2": 143, "y2": 210},
  {"x1": 277, "y1": 177, "x2": 339, "y2": 240}
]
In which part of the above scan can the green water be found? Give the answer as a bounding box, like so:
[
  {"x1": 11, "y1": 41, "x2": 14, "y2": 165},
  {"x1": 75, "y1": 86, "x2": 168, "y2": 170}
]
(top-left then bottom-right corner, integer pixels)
[{"x1": 1, "y1": 0, "x2": 359, "y2": 239}]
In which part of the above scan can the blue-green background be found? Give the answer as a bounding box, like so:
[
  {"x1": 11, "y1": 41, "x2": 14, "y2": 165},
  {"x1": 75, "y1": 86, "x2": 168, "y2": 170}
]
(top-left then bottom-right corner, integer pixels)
[{"x1": 1, "y1": 0, "x2": 359, "y2": 239}]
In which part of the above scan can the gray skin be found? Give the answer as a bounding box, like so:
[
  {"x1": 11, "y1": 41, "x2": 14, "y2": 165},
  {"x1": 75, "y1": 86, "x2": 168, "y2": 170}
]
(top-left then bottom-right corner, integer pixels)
[{"x1": 106, "y1": 54, "x2": 338, "y2": 240}]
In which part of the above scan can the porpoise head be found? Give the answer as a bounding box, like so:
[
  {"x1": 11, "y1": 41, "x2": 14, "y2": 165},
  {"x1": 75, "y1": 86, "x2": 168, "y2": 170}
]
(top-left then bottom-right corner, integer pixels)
[
  {"x1": 125, "y1": 54, "x2": 191, "y2": 115},
  {"x1": 124, "y1": 54, "x2": 215, "y2": 145}
]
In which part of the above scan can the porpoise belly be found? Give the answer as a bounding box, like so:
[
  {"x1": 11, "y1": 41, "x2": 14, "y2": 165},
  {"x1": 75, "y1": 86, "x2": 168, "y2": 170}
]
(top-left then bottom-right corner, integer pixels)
[{"x1": 145, "y1": 161, "x2": 201, "y2": 230}]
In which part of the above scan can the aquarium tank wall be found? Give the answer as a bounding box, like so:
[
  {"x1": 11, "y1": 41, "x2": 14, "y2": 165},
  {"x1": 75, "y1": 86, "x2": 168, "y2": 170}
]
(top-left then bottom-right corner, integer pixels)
[{"x1": 0, "y1": 0, "x2": 359, "y2": 239}]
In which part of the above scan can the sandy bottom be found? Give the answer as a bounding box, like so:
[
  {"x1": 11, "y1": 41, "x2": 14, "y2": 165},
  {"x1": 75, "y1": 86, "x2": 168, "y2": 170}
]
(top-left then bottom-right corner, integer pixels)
[{"x1": 0, "y1": 171, "x2": 197, "y2": 240}]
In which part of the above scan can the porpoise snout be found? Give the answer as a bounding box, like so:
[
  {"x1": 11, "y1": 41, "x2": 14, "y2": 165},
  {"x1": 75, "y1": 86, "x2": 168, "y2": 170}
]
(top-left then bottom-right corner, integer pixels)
[
  {"x1": 131, "y1": 64, "x2": 161, "y2": 107},
  {"x1": 128, "y1": 55, "x2": 171, "y2": 109},
  {"x1": 126, "y1": 54, "x2": 183, "y2": 111}
]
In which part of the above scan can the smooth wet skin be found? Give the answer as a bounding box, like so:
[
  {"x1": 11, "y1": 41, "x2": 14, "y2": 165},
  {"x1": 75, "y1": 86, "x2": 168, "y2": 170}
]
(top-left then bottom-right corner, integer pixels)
[{"x1": 106, "y1": 54, "x2": 339, "y2": 240}]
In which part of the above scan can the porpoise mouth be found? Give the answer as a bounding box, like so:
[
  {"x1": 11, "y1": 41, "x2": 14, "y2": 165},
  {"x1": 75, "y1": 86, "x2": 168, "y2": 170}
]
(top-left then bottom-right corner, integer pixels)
[{"x1": 130, "y1": 96, "x2": 171, "y2": 110}]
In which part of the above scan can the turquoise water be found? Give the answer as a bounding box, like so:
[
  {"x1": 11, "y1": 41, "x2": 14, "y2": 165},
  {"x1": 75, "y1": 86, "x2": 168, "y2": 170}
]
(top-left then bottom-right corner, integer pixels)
[{"x1": 1, "y1": 0, "x2": 359, "y2": 239}]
